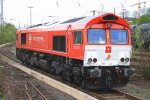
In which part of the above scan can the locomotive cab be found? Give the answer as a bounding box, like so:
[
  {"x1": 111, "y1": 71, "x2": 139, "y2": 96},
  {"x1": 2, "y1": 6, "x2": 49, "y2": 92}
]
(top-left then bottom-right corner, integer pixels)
[{"x1": 83, "y1": 14, "x2": 134, "y2": 88}]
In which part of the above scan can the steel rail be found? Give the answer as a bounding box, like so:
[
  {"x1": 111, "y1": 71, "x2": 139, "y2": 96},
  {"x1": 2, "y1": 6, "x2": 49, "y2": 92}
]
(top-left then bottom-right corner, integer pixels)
[
  {"x1": 113, "y1": 89, "x2": 141, "y2": 100},
  {"x1": 30, "y1": 82, "x2": 48, "y2": 100},
  {"x1": 88, "y1": 89, "x2": 142, "y2": 100},
  {"x1": 25, "y1": 84, "x2": 32, "y2": 100},
  {"x1": 0, "y1": 44, "x2": 20, "y2": 62}
]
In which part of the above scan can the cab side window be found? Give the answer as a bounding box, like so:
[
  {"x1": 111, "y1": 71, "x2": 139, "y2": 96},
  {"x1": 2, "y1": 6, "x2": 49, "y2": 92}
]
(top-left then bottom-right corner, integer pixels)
[
  {"x1": 74, "y1": 31, "x2": 82, "y2": 44},
  {"x1": 21, "y1": 33, "x2": 26, "y2": 44},
  {"x1": 53, "y1": 36, "x2": 66, "y2": 52}
]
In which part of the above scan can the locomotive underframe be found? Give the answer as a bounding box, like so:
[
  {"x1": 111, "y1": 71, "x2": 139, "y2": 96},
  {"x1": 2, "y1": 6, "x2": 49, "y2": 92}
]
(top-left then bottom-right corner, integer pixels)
[{"x1": 16, "y1": 48, "x2": 132, "y2": 88}]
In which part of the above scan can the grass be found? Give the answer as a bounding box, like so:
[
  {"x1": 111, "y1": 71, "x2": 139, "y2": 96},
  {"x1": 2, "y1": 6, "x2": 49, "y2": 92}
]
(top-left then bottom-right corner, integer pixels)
[{"x1": 0, "y1": 96, "x2": 6, "y2": 100}]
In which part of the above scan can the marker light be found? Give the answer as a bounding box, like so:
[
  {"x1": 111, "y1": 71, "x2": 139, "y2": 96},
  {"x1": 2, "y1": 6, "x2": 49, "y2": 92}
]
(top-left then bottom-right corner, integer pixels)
[
  {"x1": 93, "y1": 58, "x2": 97, "y2": 63},
  {"x1": 120, "y1": 58, "x2": 124, "y2": 62},
  {"x1": 107, "y1": 54, "x2": 111, "y2": 59},
  {"x1": 125, "y1": 58, "x2": 130, "y2": 62},
  {"x1": 107, "y1": 23, "x2": 112, "y2": 28},
  {"x1": 88, "y1": 58, "x2": 92, "y2": 63}
]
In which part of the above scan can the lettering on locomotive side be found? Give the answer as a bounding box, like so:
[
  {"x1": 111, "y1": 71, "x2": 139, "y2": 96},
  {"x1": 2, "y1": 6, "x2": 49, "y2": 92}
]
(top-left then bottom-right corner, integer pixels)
[
  {"x1": 33, "y1": 36, "x2": 45, "y2": 42},
  {"x1": 28, "y1": 33, "x2": 45, "y2": 42}
]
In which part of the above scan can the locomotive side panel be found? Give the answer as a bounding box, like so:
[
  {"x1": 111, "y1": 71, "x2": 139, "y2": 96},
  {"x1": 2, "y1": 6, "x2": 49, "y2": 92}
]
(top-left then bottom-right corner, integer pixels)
[{"x1": 16, "y1": 30, "x2": 50, "y2": 52}]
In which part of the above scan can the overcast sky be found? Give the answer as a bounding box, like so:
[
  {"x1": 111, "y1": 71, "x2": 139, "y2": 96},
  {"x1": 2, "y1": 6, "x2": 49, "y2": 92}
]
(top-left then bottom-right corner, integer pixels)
[{"x1": 3, "y1": 0, "x2": 150, "y2": 28}]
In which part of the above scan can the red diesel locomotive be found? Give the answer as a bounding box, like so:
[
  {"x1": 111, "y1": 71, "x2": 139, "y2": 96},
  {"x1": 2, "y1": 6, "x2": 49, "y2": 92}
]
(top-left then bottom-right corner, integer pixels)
[{"x1": 16, "y1": 13, "x2": 134, "y2": 88}]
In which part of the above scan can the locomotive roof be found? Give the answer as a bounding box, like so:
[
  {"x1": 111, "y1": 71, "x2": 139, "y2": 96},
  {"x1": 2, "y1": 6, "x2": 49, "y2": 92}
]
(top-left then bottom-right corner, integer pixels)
[
  {"x1": 61, "y1": 17, "x2": 86, "y2": 24},
  {"x1": 19, "y1": 13, "x2": 130, "y2": 32},
  {"x1": 29, "y1": 15, "x2": 100, "y2": 27}
]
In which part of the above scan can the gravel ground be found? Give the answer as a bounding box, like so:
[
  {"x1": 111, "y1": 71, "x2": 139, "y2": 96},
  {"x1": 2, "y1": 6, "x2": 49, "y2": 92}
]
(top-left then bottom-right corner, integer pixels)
[{"x1": 0, "y1": 55, "x2": 76, "y2": 100}]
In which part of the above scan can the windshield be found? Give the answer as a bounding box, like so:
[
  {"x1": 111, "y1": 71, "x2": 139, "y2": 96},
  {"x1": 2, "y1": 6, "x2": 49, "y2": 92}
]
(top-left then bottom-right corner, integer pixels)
[
  {"x1": 110, "y1": 29, "x2": 128, "y2": 44},
  {"x1": 88, "y1": 29, "x2": 106, "y2": 44}
]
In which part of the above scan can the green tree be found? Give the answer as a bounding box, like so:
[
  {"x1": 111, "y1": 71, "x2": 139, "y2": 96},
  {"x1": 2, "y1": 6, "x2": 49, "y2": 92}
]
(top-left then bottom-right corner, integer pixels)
[
  {"x1": 131, "y1": 7, "x2": 150, "y2": 25},
  {"x1": 0, "y1": 23, "x2": 17, "y2": 44},
  {"x1": 138, "y1": 14, "x2": 150, "y2": 24},
  {"x1": 132, "y1": 18, "x2": 138, "y2": 24}
]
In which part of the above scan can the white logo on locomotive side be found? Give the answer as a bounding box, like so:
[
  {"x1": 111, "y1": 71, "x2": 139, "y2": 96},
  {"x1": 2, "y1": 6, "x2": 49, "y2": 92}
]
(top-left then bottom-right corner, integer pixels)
[{"x1": 29, "y1": 34, "x2": 32, "y2": 41}]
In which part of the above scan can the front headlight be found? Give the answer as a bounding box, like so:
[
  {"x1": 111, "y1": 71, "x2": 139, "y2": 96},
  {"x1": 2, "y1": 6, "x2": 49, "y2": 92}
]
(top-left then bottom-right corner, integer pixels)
[
  {"x1": 88, "y1": 58, "x2": 92, "y2": 63},
  {"x1": 125, "y1": 58, "x2": 130, "y2": 62},
  {"x1": 120, "y1": 58, "x2": 124, "y2": 62},
  {"x1": 93, "y1": 58, "x2": 97, "y2": 63}
]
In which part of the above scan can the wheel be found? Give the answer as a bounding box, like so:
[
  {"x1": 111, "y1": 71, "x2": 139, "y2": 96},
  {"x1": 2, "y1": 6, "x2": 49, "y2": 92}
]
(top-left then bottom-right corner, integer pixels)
[
  {"x1": 50, "y1": 61, "x2": 56, "y2": 74},
  {"x1": 81, "y1": 79, "x2": 87, "y2": 89},
  {"x1": 30, "y1": 56, "x2": 34, "y2": 66},
  {"x1": 62, "y1": 69, "x2": 72, "y2": 82},
  {"x1": 61, "y1": 65, "x2": 73, "y2": 83}
]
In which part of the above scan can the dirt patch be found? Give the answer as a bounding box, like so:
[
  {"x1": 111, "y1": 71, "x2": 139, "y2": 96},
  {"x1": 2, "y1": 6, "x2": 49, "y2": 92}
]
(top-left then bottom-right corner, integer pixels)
[
  {"x1": 126, "y1": 49, "x2": 150, "y2": 99},
  {"x1": 131, "y1": 49, "x2": 150, "y2": 74}
]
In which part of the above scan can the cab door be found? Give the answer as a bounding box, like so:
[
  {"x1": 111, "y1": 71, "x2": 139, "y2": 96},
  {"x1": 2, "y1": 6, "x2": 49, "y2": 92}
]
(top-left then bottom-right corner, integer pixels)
[{"x1": 70, "y1": 30, "x2": 84, "y2": 60}]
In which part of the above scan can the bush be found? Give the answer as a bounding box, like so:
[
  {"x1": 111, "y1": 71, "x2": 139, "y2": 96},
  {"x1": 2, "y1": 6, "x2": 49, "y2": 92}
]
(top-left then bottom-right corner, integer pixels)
[
  {"x1": 132, "y1": 26, "x2": 144, "y2": 49},
  {"x1": 132, "y1": 25, "x2": 150, "y2": 49}
]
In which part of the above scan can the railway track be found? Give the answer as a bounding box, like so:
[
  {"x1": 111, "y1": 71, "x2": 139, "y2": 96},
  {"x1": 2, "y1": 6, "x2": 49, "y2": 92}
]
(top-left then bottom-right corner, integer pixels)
[
  {"x1": 0, "y1": 43, "x2": 142, "y2": 100},
  {"x1": 89, "y1": 89, "x2": 141, "y2": 100},
  {"x1": 25, "y1": 82, "x2": 49, "y2": 100},
  {"x1": 0, "y1": 43, "x2": 20, "y2": 62}
]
